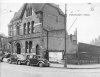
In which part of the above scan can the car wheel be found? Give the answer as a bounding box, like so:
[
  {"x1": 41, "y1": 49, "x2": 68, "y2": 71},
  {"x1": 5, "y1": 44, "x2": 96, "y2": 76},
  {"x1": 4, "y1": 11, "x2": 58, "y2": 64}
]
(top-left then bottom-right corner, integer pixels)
[
  {"x1": 17, "y1": 61, "x2": 21, "y2": 65},
  {"x1": 26, "y1": 61, "x2": 30, "y2": 66},
  {"x1": 47, "y1": 64, "x2": 50, "y2": 67},
  {"x1": 39, "y1": 63, "x2": 43, "y2": 67},
  {"x1": 7, "y1": 59, "x2": 10, "y2": 63},
  {"x1": 9, "y1": 60, "x2": 12, "y2": 64}
]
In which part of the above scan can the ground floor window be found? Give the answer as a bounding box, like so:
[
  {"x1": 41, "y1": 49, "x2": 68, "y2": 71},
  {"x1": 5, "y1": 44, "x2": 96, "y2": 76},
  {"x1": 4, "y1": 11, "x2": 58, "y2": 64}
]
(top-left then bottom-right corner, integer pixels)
[
  {"x1": 36, "y1": 44, "x2": 40, "y2": 55},
  {"x1": 16, "y1": 43, "x2": 21, "y2": 54}
]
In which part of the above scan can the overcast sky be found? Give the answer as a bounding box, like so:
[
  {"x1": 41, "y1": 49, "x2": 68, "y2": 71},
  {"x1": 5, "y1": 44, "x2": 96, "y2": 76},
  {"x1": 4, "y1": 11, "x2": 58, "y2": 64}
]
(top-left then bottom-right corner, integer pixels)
[{"x1": 0, "y1": 1, "x2": 100, "y2": 44}]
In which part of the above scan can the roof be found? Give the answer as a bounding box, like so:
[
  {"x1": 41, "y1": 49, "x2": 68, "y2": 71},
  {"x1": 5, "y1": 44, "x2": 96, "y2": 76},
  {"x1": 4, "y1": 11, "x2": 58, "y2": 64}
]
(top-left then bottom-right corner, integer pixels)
[
  {"x1": 10, "y1": 3, "x2": 64, "y2": 22},
  {"x1": 78, "y1": 42, "x2": 100, "y2": 55},
  {"x1": 10, "y1": 3, "x2": 27, "y2": 22}
]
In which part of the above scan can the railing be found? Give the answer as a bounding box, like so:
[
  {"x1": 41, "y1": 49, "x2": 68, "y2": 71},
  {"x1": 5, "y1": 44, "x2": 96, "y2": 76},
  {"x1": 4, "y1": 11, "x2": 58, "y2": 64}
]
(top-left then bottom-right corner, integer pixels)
[{"x1": 67, "y1": 54, "x2": 100, "y2": 65}]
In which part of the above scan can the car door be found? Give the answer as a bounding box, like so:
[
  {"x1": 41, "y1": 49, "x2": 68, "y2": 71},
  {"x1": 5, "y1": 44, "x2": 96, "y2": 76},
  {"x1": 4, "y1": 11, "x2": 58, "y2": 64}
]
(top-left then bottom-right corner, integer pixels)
[
  {"x1": 32, "y1": 55, "x2": 38, "y2": 65},
  {"x1": 13, "y1": 55, "x2": 18, "y2": 63}
]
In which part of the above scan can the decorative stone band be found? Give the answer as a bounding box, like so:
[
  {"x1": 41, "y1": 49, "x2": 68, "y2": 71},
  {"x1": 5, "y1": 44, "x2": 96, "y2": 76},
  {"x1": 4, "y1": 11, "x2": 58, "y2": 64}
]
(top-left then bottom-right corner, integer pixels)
[{"x1": 34, "y1": 23, "x2": 42, "y2": 27}]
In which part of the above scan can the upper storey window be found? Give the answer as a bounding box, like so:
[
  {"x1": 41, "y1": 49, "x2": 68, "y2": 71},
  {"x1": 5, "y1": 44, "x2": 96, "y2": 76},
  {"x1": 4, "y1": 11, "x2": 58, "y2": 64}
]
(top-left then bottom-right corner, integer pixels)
[
  {"x1": 9, "y1": 26, "x2": 13, "y2": 36},
  {"x1": 16, "y1": 25, "x2": 20, "y2": 35},
  {"x1": 26, "y1": 7, "x2": 32, "y2": 17}
]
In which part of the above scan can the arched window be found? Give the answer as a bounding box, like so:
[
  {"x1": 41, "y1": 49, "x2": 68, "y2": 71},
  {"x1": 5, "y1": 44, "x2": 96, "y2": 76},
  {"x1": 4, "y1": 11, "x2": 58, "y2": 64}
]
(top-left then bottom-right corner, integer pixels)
[
  {"x1": 29, "y1": 41, "x2": 32, "y2": 53},
  {"x1": 9, "y1": 26, "x2": 12, "y2": 36},
  {"x1": 23, "y1": 23, "x2": 26, "y2": 34},
  {"x1": 16, "y1": 43, "x2": 21, "y2": 54},
  {"x1": 31, "y1": 21, "x2": 34, "y2": 33},
  {"x1": 36, "y1": 44, "x2": 40, "y2": 55},
  {"x1": 27, "y1": 22, "x2": 30, "y2": 34},
  {"x1": 25, "y1": 41, "x2": 28, "y2": 53},
  {"x1": 26, "y1": 7, "x2": 32, "y2": 17},
  {"x1": 16, "y1": 25, "x2": 20, "y2": 35}
]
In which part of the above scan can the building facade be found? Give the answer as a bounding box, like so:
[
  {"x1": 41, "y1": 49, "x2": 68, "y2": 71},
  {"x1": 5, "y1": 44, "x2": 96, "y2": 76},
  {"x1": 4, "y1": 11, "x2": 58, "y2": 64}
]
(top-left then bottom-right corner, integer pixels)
[
  {"x1": 8, "y1": 3, "x2": 77, "y2": 61},
  {"x1": 0, "y1": 34, "x2": 9, "y2": 52}
]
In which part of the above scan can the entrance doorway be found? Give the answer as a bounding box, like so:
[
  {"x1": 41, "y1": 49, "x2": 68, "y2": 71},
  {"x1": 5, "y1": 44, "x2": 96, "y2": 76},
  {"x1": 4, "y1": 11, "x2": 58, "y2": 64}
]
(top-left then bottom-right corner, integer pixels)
[
  {"x1": 36, "y1": 44, "x2": 40, "y2": 55},
  {"x1": 16, "y1": 43, "x2": 21, "y2": 54}
]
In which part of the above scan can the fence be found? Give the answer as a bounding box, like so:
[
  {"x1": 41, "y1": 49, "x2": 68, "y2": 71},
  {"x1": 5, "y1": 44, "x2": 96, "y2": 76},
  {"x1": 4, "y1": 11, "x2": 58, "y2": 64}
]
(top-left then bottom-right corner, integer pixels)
[{"x1": 67, "y1": 54, "x2": 100, "y2": 65}]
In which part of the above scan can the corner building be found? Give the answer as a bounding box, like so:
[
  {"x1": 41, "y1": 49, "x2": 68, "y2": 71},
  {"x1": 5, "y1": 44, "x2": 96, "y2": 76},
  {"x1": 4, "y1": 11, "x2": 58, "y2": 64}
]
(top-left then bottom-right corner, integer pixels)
[{"x1": 8, "y1": 3, "x2": 76, "y2": 61}]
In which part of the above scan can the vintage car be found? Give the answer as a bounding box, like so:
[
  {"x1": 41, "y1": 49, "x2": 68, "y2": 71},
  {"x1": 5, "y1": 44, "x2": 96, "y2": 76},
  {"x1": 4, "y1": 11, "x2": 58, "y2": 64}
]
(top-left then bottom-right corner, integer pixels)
[
  {"x1": 0, "y1": 51, "x2": 5, "y2": 62},
  {"x1": 8, "y1": 54, "x2": 18, "y2": 64},
  {"x1": 26, "y1": 55, "x2": 50, "y2": 67},
  {"x1": 9, "y1": 54, "x2": 27, "y2": 65},
  {"x1": 2, "y1": 53, "x2": 11, "y2": 62}
]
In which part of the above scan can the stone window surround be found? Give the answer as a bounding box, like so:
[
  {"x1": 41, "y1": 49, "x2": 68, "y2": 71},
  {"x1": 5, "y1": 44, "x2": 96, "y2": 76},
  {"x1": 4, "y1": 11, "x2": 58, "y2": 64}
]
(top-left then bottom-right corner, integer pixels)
[{"x1": 23, "y1": 21, "x2": 35, "y2": 35}]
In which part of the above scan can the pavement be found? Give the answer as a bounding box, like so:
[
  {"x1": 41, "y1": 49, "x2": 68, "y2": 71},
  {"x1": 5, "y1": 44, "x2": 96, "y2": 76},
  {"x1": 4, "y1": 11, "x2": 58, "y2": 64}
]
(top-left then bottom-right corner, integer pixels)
[
  {"x1": 50, "y1": 63, "x2": 100, "y2": 69},
  {"x1": 0, "y1": 62, "x2": 100, "y2": 77}
]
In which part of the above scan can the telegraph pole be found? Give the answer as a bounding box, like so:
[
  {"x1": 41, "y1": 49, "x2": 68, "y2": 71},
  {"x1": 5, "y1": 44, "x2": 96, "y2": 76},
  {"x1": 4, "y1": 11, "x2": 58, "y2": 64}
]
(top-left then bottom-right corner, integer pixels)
[{"x1": 64, "y1": 3, "x2": 67, "y2": 68}]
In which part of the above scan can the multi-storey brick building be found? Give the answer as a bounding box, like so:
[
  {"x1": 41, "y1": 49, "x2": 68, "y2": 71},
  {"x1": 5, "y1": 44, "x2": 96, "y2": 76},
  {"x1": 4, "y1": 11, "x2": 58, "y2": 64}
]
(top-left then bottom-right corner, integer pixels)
[{"x1": 8, "y1": 3, "x2": 77, "y2": 61}]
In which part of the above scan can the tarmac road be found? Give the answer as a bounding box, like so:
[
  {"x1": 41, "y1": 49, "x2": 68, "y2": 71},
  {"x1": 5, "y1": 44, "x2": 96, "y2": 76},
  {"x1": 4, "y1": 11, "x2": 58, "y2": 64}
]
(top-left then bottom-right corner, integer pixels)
[{"x1": 0, "y1": 62, "x2": 100, "y2": 77}]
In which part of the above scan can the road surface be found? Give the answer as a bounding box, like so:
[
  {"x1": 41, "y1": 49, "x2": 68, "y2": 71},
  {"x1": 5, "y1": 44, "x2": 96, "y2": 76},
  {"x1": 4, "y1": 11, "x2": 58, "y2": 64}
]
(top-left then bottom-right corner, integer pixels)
[{"x1": 0, "y1": 62, "x2": 100, "y2": 77}]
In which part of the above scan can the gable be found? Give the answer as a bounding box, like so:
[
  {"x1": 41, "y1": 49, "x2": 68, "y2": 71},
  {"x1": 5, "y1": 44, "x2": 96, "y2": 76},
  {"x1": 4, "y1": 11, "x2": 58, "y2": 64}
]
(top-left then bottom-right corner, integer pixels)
[{"x1": 10, "y1": 4, "x2": 27, "y2": 22}]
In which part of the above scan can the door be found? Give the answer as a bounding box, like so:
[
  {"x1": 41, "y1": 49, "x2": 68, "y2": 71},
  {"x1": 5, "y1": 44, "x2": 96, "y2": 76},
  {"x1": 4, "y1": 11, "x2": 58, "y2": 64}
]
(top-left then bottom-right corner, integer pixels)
[{"x1": 32, "y1": 55, "x2": 38, "y2": 65}]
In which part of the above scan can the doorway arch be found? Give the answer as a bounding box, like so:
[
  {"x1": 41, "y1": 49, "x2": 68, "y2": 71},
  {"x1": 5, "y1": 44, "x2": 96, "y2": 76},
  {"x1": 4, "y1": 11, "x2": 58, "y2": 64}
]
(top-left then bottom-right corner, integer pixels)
[
  {"x1": 36, "y1": 44, "x2": 40, "y2": 55},
  {"x1": 16, "y1": 43, "x2": 21, "y2": 54}
]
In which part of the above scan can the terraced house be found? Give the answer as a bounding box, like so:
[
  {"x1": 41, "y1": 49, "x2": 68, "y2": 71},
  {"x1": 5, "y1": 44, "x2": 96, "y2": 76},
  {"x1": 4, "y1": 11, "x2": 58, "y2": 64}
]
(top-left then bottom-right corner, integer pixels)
[{"x1": 8, "y1": 3, "x2": 77, "y2": 61}]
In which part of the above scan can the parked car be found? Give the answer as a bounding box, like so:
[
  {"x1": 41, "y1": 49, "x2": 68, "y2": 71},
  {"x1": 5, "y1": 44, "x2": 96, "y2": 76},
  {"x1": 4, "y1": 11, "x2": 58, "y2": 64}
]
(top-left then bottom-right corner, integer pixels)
[
  {"x1": 0, "y1": 54, "x2": 5, "y2": 62},
  {"x1": 9, "y1": 54, "x2": 27, "y2": 65},
  {"x1": 2, "y1": 53, "x2": 11, "y2": 63},
  {"x1": 0, "y1": 51, "x2": 5, "y2": 62},
  {"x1": 8, "y1": 54, "x2": 18, "y2": 64},
  {"x1": 26, "y1": 55, "x2": 50, "y2": 67}
]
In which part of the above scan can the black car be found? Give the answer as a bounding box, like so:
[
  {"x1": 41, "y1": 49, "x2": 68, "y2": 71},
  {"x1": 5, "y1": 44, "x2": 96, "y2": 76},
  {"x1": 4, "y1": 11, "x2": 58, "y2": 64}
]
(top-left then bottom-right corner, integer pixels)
[
  {"x1": 9, "y1": 54, "x2": 27, "y2": 65},
  {"x1": 0, "y1": 52, "x2": 5, "y2": 62},
  {"x1": 8, "y1": 54, "x2": 18, "y2": 64},
  {"x1": 26, "y1": 55, "x2": 50, "y2": 67}
]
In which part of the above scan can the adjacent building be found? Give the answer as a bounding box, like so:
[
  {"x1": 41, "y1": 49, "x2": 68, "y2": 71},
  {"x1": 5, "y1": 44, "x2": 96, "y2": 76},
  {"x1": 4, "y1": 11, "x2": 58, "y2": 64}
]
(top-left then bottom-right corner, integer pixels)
[
  {"x1": 0, "y1": 34, "x2": 9, "y2": 53},
  {"x1": 77, "y1": 42, "x2": 100, "y2": 64}
]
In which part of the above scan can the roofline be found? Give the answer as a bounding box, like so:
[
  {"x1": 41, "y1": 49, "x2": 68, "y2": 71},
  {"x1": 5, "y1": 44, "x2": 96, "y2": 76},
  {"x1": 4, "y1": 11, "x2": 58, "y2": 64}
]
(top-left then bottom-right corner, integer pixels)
[{"x1": 42, "y1": 3, "x2": 65, "y2": 16}]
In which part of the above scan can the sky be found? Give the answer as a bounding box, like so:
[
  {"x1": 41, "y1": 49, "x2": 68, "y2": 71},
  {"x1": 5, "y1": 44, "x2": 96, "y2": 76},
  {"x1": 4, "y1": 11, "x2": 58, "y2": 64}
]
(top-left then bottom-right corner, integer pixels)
[{"x1": 0, "y1": 0, "x2": 100, "y2": 44}]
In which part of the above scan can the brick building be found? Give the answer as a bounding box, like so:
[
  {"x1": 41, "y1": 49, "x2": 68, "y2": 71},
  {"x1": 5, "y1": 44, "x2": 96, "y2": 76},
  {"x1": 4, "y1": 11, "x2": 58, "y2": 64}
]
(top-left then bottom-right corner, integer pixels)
[{"x1": 8, "y1": 3, "x2": 77, "y2": 61}]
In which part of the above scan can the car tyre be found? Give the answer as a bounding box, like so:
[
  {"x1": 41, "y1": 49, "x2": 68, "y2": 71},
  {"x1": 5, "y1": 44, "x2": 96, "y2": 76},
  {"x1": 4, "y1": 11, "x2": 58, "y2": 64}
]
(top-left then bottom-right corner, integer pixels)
[
  {"x1": 7, "y1": 59, "x2": 10, "y2": 63},
  {"x1": 17, "y1": 61, "x2": 21, "y2": 65},
  {"x1": 39, "y1": 63, "x2": 43, "y2": 67},
  {"x1": 47, "y1": 64, "x2": 50, "y2": 67},
  {"x1": 9, "y1": 60, "x2": 12, "y2": 64}
]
